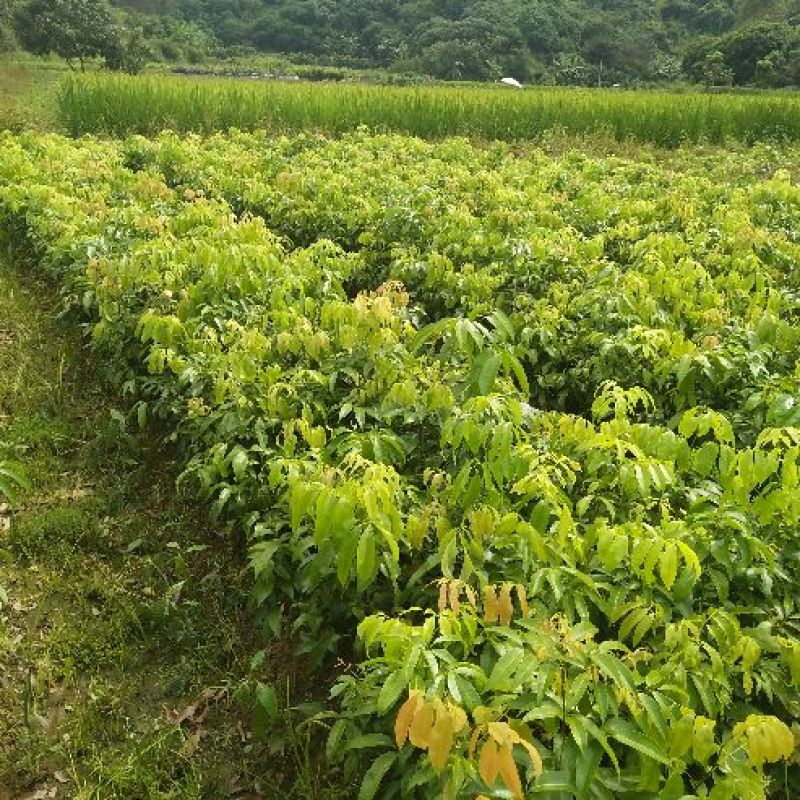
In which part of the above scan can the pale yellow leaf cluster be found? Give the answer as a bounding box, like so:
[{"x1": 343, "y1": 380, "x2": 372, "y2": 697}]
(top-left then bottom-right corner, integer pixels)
[
  {"x1": 483, "y1": 583, "x2": 528, "y2": 625},
  {"x1": 395, "y1": 691, "x2": 468, "y2": 772},
  {"x1": 733, "y1": 715, "x2": 795, "y2": 767},
  {"x1": 471, "y1": 721, "x2": 543, "y2": 799}
]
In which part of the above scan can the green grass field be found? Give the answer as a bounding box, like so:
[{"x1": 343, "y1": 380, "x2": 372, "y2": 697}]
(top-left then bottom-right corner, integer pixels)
[{"x1": 58, "y1": 72, "x2": 800, "y2": 145}]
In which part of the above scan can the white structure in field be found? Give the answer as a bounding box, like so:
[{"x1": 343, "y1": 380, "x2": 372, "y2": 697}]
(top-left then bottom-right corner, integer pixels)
[{"x1": 500, "y1": 77, "x2": 523, "y2": 88}]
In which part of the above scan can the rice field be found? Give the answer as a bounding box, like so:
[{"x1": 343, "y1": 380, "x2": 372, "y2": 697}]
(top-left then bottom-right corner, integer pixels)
[{"x1": 57, "y1": 73, "x2": 800, "y2": 146}]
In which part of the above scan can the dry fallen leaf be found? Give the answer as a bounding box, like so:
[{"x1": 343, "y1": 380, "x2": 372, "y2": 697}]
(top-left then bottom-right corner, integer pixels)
[
  {"x1": 170, "y1": 687, "x2": 224, "y2": 726},
  {"x1": 172, "y1": 702, "x2": 198, "y2": 724},
  {"x1": 16, "y1": 787, "x2": 57, "y2": 800},
  {"x1": 180, "y1": 728, "x2": 204, "y2": 757}
]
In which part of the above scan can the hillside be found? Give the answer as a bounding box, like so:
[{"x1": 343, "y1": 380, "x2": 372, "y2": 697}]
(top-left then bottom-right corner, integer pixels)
[
  {"x1": 102, "y1": 0, "x2": 800, "y2": 84},
  {"x1": 1, "y1": 0, "x2": 799, "y2": 86}
]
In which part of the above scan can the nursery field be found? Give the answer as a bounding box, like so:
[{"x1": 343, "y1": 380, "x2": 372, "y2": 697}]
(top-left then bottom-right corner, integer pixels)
[{"x1": 0, "y1": 129, "x2": 798, "y2": 799}]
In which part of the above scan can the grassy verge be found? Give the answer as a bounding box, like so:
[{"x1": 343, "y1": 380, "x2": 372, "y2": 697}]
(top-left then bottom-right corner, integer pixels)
[
  {"x1": 0, "y1": 257, "x2": 350, "y2": 798},
  {"x1": 0, "y1": 59, "x2": 61, "y2": 131}
]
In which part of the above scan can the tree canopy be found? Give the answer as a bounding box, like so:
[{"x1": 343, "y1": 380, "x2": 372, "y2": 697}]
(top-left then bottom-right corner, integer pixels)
[
  {"x1": 15, "y1": 0, "x2": 120, "y2": 67},
  {"x1": 6, "y1": 0, "x2": 800, "y2": 85}
]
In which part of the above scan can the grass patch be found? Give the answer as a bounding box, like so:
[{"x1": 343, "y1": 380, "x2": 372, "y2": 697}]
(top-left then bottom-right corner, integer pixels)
[
  {"x1": 0, "y1": 59, "x2": 60, "y2": 131},
  {"x1": 8, "y1": 503, "x2": 103, "y2": 560}
]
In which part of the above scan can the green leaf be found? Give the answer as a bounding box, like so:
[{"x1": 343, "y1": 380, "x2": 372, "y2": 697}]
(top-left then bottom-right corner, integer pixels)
[
  {"x1": 659, "y1": 542, "x2": 679, "y2": 590},
  {"x1": 659, "y1": 772, "x2": 687, "y2": 800},
  {"x1": 249, "y1": 540, "x2": 281, "y2": 577},
  {"x1": 639, "y1": 693, "x2": 669, "y2": 745},
  {"x1": 591, "y1": 651, "x2": 638, "y2": 696},
  {"x1": 0, "y1": 476, "x2": 17, "y2": 504},
  {"x1": 486, "y1": 648, "x2": 525, "y2": 691},
  {"x1": 357, "y1": 530, "x2": 377, "y2": 590},
  {"x1": 488, "y1": 309, "x2": 515, "y2": 340},
  {"x1": 230, "y1": 447, "x2": 250, "y2": 481},
  {"x1": 344, "y1": 733, "x2": 393, "y2": 751},
  {"x1": 377, "y1": 670, "x2": 408, "y2": 714},
  {"x1": 619, "y1": 606, "x2": 648, "y2": 642},
  {"x1": 529, "y1": 772, "x2": 577, "y2": 793},
  {"x1": 326, "y1": 718, "x2": 348, "y2": 760},
  {"x1": 632, "y1": 612, "x2": 655, "y2": 647},
  {"x1": 252, "y1": 681, "x2": 279, "y2": 736},
  {"x1": 336, "y1": 528, "x2": 359, "y2": 585},
  {"x1": 581, "y1": 716, "x2": 621, "y2": 774},
  {"x1": 255, "y1": 682, "x2": 278, "y2": 722},
  {"x1": 0, "y1": 461, "x2": 29, "y2": 504},
  {"x1": 358, "y1": 752, "x2": 397, "y2": 800},
  {"x1": 575, "y1": 741, "x2": 602, "y2": 798},
  {"x1": 606, "y1": 718, "x2": 669, "y2": 765},
  {"x1": 477, "y1": 351, "x2": 502, "y2": 395},
  {"x1": 501, "y1": 350, "x2": 530, "y2": 394}
]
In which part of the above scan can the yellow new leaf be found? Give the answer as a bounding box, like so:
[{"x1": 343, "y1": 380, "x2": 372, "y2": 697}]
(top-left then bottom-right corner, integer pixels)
[
  {"x1": 516, "y1": 584, "x2": 529, "y2": 618},
  {"x1": 428, "y1": 709, "x2": 455, "y2": 772},
  {"x1": 734, "y1": 715, "x2": 795, "y2": 767},
  {"x1": 479, "y1": 739, "x2": 500, "y2": 786},
  {"x1": 676, "y1": 540, "x2": 702, "y2": 578},
  {"x1": 408, "y1": 700, "x2": 435, "y2": 749},
  {"x1": 438, "y1": 581, "x2": 448, "y2": 613},
  {"x1": 449, "y1": 703, "x2": 468, "y2": 733},
  {"x1": 483, "y1": 585, "x2": 499, "y2": 624},
  {"x1": 468, "y1": 727, "x2": 480, "y2": 757},
  {"x1": 449, "y1": 580, "x2": 461, "y2": 614},
  {"x1": 487, "y1": 721, "x2": 511, "y2": 745},
  {"x1": 464, "y1": 585, "x2": 478, "y2": 608},
  {"x1": 498, "y1": 583, "x2": 514, "y2": 626},
  {"x1": 659, "y1": 541, "x2": 679, "y2": 590},
  {"x1": 395, "y1": 691, "x2": 422, "y2": 748},
  {"x1": 497, "y1": 742, "x2": 523, "y2": 798},
  {"x1": 472, "y1": 705, "x2": 494, "y2": 725}
]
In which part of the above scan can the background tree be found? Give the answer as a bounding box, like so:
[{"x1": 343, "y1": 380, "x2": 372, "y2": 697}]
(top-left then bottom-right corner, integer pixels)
[
  {"x1": 701, "y1": 49, "x2": 734, "y2": 85},
  {"x1": 6, "y1": 0, "x2": 800, "y2": 85},
  {"x1": 723, "y1": 22, "x2": 800, "y2": 83},
  {"x1": 0, "y1": 0, "x2": 17, "y2": 52},
  {"x1": 16, "y1": 0, "x2": 121, "y2": 68},
  {"x1": 103, "y1": 25, "x2": 152, "y2": 73}
]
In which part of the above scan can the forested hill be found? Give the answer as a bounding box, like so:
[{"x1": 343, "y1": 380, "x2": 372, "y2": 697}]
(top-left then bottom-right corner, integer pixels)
[
  {"x1": 4, "y1": 0, "x2": 800, "y2": 85},
  {"x1": 114, "y1": 0, "x2": 800, "y2": 84}
]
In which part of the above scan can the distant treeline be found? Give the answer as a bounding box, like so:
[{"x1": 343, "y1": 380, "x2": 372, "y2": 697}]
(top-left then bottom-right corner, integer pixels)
[{"x1": 1, "y1": 0, "x2": 799, "y2": 86}]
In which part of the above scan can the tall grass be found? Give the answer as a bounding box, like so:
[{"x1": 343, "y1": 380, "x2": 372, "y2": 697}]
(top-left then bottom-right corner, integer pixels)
[{"x1": 57, "y1": 73, "x2": 800, "y2": 146}]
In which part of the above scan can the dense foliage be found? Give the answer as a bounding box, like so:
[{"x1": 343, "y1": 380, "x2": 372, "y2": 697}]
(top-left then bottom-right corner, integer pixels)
[
  {"x1": 0, "y1": 130, "x2": 798, "y2": 797},
  {"x1": 58, "y1": 73, "x2": 800, "y2": 146},
  {"x1": 112, "y1": 0, "x2": 800, "y2": 85},
  {"x1": 1, "y1": 0, "x2": 799, "y2": 84}
]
